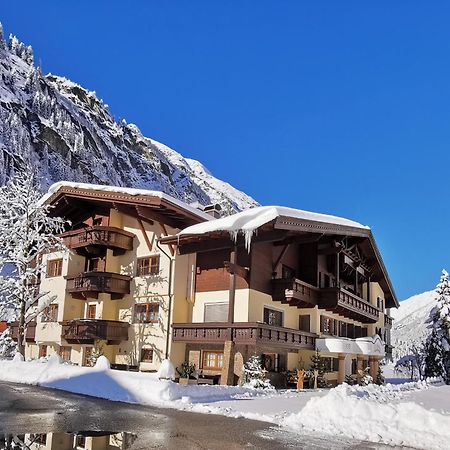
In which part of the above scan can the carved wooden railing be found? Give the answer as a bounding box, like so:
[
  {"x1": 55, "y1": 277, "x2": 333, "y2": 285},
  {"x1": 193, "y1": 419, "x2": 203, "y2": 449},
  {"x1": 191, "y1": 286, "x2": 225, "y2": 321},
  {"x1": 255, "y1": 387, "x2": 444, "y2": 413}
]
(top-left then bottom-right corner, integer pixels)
[
  {"x1": 61, "y1": 319, "x2": 129, "y2": 344},
  {"x1": 272, "y1": 278, "x2": 319, "y2": 307},
  {"x1": 320, "y1": 287, "x2": 380, "y2": 323},
  {"x1": 66, "y1": 272, "x2": 131, "y2": 299},
  {"x1": 172, "y1": 322, "x2": 317, "y2": 349},
  {"x1": 61, "y1": 226, "x2": 135, "y2": 255}
]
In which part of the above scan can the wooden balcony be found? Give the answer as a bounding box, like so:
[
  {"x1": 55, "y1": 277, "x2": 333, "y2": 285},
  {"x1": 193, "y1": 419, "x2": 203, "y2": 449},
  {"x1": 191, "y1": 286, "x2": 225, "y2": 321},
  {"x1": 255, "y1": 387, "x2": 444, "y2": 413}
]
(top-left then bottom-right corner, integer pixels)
[
  {"x1": 320, "y1": 287, "x2": 380, "y2": 323},
  {"x1": 172, "y1": 322, "x2": 317, "y2": 349},
  {"x1": 10, "y1": 321, "x2": 37, "y2": 342},
  {"x1": 272, "y1": 278, "x2": 319, "y2": 307},
  {"x1": 384, "y1": 314, "x2": 393, "y2": 327},
  {"x1": 66, "y1": 272, "x2": 131, "y2": 300},
  {"x1": 61, "y1": 226, "x2": 135, "y2": 256},
  {"x1": 61, "y1": 319, "x2": 129, "y2": 344}
]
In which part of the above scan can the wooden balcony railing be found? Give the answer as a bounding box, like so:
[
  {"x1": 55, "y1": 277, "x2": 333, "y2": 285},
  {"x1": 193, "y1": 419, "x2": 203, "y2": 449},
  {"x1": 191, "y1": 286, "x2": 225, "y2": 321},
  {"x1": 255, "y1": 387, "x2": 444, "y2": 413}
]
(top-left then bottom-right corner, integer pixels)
[
  {"x1": 384, "y1": 315, "x2": 393, "y2": 327},
  {"x1": 66, "y1": 272, "x2": 131, "y2": 300},
  {"x1": 272, "y1": 278, "x2": 319, "y2": 307},
  {"x1": 320, "y1": 287, "x2": 380, "y2": 323},
  {"x1": 61, "y1": 226, "x2": 135, "y2": 256},
  {"x1": 172, "y1": 322, "x2": 317, "y2": 349},
  {"x1": 9, "y1": 321, "x2": 37, "y2": 342},
  {"x1": 61, "y1": 319, "x2": 129, "y2": 344}
]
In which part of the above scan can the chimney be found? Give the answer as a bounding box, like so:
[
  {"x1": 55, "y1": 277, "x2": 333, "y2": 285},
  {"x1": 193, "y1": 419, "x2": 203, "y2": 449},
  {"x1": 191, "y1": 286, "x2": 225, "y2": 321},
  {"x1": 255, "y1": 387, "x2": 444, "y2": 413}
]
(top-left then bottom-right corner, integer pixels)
[{"x1": 203, "y1": 204, "x2": 222, "y2": 219}]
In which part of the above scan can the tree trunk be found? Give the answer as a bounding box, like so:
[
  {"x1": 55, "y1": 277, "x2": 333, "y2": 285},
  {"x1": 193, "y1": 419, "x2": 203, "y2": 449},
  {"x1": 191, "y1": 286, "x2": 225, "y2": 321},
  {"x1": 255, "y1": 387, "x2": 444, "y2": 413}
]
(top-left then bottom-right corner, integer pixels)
[{"x1": 17, "y1": 299, "x2": 26, "y2": 356}]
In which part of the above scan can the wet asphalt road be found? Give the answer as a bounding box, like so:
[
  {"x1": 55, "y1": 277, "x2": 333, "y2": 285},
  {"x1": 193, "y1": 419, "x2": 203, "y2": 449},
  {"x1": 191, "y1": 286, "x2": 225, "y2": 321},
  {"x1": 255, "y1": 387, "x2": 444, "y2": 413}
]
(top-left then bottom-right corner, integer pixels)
[{"x1": 0, "y1": 381, "x2": 409, "y2": 449}]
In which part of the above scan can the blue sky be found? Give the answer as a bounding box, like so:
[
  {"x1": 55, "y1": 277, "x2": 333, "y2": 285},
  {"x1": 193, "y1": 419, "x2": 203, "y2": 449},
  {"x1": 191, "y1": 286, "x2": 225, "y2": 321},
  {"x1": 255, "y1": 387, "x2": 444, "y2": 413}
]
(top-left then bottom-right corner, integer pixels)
[{"x1": 2, "y1": 2, "x2": 449, "y2": 300}]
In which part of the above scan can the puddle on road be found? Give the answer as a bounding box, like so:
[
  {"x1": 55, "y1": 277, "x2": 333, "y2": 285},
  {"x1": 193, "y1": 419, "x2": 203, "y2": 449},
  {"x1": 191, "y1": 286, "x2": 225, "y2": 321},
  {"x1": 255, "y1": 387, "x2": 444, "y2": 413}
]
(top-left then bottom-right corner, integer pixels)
[{"x1": 0, "y1": 431, "x2": 137, "y2": 450}]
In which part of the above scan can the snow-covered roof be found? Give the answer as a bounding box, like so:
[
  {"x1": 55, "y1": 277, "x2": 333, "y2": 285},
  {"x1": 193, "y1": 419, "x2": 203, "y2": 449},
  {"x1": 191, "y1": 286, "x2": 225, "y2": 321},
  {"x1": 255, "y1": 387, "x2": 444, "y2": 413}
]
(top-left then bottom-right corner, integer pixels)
[
  {"x1": 177, "y1": 205, "x2": 369, "y2": 248},
  {"x1": 41, "y1": 181, "x2": 212, "y2": 221}
]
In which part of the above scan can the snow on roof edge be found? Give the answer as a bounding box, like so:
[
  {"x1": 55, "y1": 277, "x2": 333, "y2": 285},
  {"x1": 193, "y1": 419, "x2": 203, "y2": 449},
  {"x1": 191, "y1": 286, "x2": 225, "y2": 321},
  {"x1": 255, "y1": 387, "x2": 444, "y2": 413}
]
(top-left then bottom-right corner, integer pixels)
[
  {"x1": 177, "y1": 205, "x2": 370, "y2": 250},
  {"x1": 40, "y1": 181, "x2": 212, "y2": 221}
]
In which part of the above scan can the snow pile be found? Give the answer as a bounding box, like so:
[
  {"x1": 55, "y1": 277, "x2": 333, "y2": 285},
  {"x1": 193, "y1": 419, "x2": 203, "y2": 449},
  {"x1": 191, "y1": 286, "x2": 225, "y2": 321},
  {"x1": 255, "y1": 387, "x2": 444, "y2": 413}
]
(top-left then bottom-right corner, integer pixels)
[
  {"x1": 156, "y1": 359, "x2": 176, "y2": 380},
  {"x1": 283, "y1": 383, "x2": 450, "y2": 450},
  {"x1": 0, "y1": 358, "x2": 253, "y2": 405},
  {"x1": 178, "y1": 205, "x2": 369, "y2": 250}
]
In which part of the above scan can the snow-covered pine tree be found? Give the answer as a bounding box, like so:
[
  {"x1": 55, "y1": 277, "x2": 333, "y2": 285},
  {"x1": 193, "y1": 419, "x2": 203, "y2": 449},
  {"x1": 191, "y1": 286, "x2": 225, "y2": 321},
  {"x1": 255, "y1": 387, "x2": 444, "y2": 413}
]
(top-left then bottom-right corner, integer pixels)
[
  {"x1": 0, "y1": 165, "x2": 67, "y2": 356},
  {"x1": 425, "y1": 269, "x2": 450, "y2": 382},
  {"x1": 0, "y1": 328, "x2": 15, "y2": 359},
  {"x1": 243, "y1": 355, "x2": 274, "y2": 389}
]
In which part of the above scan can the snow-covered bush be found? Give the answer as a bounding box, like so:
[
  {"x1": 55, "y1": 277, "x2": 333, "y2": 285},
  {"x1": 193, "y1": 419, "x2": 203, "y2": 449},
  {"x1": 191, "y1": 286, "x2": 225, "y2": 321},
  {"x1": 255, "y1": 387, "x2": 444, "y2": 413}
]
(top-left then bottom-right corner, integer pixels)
[
  {"x1": 0, "y1": 328, "x2": 16, "y2": 359},
  {"x1": 157, "y1": 359, "x2": 176, "y2": 380},
  {"x1": 243, "y1": 355, "x2": 274, "y2": 390},
  {"x1": 359, "y1": 367, "x2": 373, "y2": 386},
  {"x1": 176, "y1": 361, "x2": 196, "y2": 379},
  {"x1": 424, "y1": 269, "x2": 450, "y2": 383},
  {"x1": 87, "y1": 342, "x2": 104, "y2": 367}
]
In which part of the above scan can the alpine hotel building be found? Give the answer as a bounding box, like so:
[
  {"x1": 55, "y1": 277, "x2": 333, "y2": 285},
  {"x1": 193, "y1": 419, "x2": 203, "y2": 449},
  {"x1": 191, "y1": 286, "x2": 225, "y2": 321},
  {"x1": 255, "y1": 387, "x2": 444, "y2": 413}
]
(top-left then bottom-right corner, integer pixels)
[{"x1": 11, "y1": 183, "x2": 396, "y2": 387}]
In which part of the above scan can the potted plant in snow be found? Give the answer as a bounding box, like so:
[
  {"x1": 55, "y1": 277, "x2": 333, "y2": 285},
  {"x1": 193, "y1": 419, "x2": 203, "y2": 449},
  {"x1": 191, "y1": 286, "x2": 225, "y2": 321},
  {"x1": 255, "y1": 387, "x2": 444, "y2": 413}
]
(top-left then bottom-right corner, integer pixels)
[{"x1": 177, "y1": 361, "x2": 196, "y2": 385}]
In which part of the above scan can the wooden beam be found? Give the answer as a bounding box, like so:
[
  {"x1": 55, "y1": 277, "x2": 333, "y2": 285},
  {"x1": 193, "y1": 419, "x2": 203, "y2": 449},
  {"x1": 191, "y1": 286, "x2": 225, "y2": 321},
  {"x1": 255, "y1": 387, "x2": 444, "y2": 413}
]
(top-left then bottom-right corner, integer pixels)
[
  {"x1": 272, "y1": 244, "x2": 289, "y2": 272},
  {"x1": 224, "y1": 261, "x2": 249, "y2": 280},
  {"x1": 137, "y1": 216, "x2": 154, "y2": 253},
  {"x1": 159, "y1": 222, "x2": 175, "y2": 257},
  {"x1": 228, "y1": 246, "x2": 238, "y2": 333}
]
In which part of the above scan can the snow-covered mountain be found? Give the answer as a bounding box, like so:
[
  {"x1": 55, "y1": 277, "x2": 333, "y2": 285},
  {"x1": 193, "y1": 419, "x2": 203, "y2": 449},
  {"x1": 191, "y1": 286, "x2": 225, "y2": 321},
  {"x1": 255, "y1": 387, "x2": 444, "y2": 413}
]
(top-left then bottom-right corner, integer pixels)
[
  {"x1": 391, "y1": 290, "x2": 436, "y2": 359},
  {"x1": 0, "y1": 25, "x2": 259, "y2": 215}
]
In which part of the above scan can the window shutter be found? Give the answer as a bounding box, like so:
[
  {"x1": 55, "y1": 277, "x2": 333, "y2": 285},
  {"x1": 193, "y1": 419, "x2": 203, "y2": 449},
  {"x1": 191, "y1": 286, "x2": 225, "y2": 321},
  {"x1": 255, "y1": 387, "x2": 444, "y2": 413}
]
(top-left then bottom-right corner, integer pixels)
[{"x1": 204, "y1": 303, "x2": 229, "y2": 322}]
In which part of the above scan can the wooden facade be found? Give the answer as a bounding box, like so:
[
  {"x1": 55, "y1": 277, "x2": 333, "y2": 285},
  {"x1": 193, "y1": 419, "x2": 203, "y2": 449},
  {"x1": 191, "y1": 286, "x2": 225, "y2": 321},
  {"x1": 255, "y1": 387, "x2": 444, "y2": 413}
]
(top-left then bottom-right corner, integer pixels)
[{"x1": 162, "y1": 210, "x2": 397, "y2": 385}]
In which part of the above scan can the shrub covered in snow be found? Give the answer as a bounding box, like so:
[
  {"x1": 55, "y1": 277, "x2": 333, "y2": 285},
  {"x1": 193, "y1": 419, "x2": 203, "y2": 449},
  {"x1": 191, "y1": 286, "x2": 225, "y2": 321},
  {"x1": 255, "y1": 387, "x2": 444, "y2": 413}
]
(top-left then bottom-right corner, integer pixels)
[
  {"x1": 243, "y1": 355, "x2": 274, "y2": 390},
  {"x1": 0, "y1": 328, "x2": 15, "y2": 359},
  {"x1": 157, "y1": 359, "x2": 176, "y2": 380}
]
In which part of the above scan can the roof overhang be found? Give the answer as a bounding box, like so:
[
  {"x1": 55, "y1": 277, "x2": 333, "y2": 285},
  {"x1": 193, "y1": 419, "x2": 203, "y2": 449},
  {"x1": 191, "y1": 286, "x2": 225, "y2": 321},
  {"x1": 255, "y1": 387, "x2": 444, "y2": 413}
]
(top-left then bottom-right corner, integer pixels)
[{"x1": 43, "y1": 184, "x2": 210, "y2": 230}]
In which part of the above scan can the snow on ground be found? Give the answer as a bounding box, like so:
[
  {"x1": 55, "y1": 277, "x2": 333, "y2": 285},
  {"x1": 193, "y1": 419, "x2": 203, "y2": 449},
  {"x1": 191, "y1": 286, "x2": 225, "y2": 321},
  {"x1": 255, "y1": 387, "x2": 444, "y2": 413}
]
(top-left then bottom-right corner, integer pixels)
[{"x1": 0, "y1": 357, "x2": 449, "y2": 450}]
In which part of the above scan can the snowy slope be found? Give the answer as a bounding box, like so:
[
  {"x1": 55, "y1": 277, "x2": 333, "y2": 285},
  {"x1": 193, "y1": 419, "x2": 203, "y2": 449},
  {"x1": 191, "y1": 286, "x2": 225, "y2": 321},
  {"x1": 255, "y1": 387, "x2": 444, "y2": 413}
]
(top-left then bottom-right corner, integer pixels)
[
  {"x1": 391, "y1": 290, "x2": 436, "y2": 358},
  {"x1": 0, "y1": 26, "x2": 258, "y2": 215}
]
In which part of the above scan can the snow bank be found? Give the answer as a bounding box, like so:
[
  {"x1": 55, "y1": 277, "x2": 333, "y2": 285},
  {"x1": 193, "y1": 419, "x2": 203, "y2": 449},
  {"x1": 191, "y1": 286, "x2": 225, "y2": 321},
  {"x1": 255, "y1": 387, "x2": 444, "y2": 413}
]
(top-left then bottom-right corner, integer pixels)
[
  {"x1": 178, "y1": 205, "x2": 369, "y2": 250},
  {"x1": 0, "y1": 359, "x2": 252, "y2": 406},
  {"x1": 283, "y1": 383, "x2": 450, "y2": 450}
]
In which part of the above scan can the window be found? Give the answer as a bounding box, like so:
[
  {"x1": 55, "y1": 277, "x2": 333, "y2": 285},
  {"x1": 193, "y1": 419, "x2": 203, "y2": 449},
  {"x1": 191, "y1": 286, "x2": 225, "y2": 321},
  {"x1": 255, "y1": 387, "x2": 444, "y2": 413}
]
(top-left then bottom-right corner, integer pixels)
[
  {"x1": 59, "y1": 346, "x2": 71, "y2": 361},
  {"x1": 134, "y1": 302, "x2": 160, "y2": 323},
  {"x1": 203, "y1": 351, "x2": 223, "y2": 370},
  {"x1": 320, "y1": 316, "x2": 335, "y2": 335},
  {"x1": 33, "y1": 434, "x2": 47, "y2": 445},
  {"x1": 321, "y1": 357, "x2": 340, "y2": 373},
  {"x1": 83, "y1": 347, "x2": 93, "y2": 367},
  {"x1": 47, "y1": 259, "x2": 62, "y2": 277},
  {"x1": 299, "y1": 315, "x2": 310, "y2": 332},
  {"x1": 39, "y1": 345, "x2": 47, "y2": 358},
  {"x1": 264, "y1": 307, "x2": 283, "y2": 327},
  {"x1": 42, "y1": 304, "x2": 58, "y2": 322},
  {"x1": 204, "y1": 303, "x2": 228, "y2": 322},
  {"x1": 262, "y1": 353, "x2": 279, "y2": 372},
  {"x1": 140, "y1": 348, "x2": 153, "y2": 363},
  {"x1": 377, "y1": 297, "x2": 384, "y2": 310},
  {"x1": 86, "y1": 257, "x2": 102, "y2": 272},
  {"x1": 74, "y1": 434, "x2": 86, "y2": 449},
  {"x1": 137, "y1": 256, "x2": 160, "y2": 276},
  {"x1": 87, "y1": 304, "x2": 97, "y2": 319}
]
